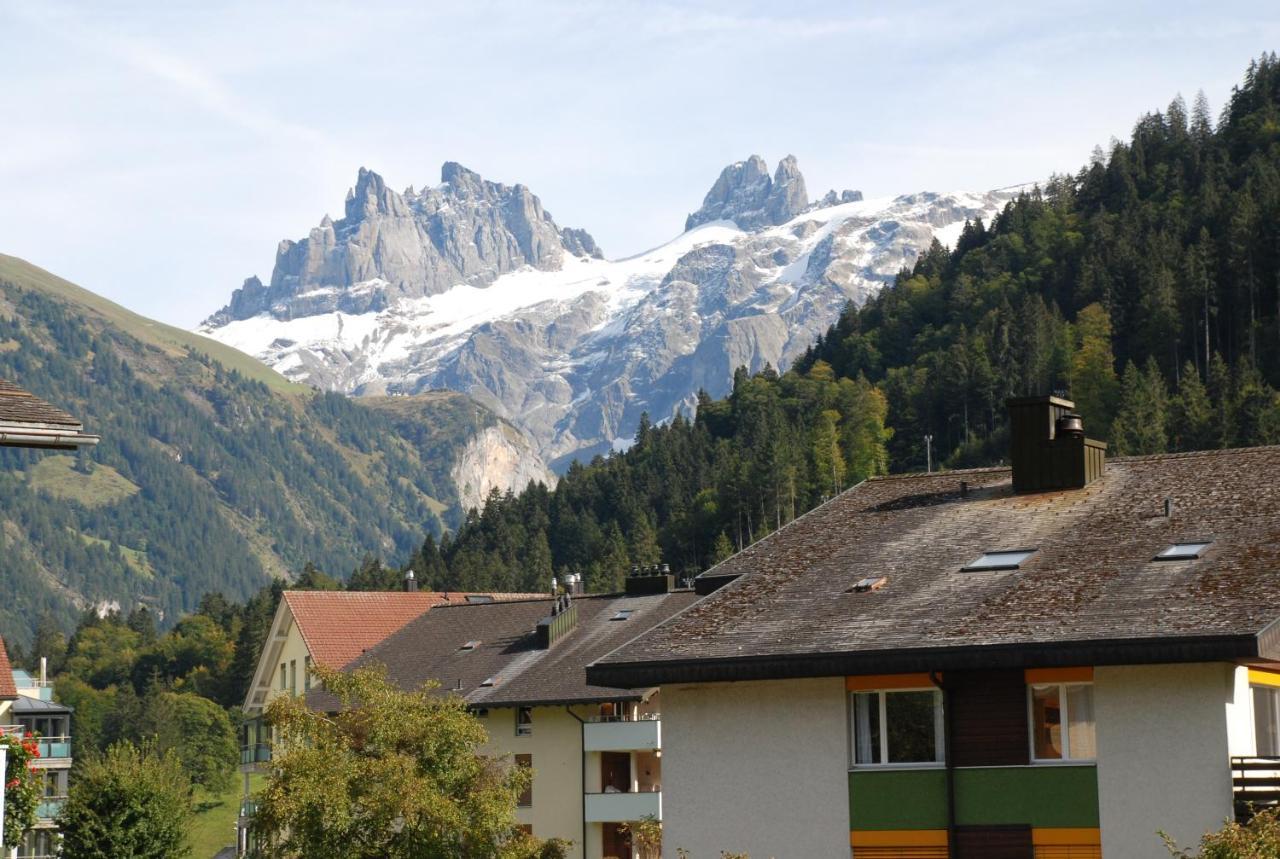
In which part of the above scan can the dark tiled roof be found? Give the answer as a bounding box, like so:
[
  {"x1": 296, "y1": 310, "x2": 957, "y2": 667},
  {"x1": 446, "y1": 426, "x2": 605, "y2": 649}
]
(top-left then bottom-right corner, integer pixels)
[
  {"x1": 12, "y1": 694, "x2": 72, "y2": 715},
  {"x1": 0, "y1": 378, "x2": 82, "y2": 428},
  {"x1": 0, "y1": 636, "x2": 17, "y2": 699},
  {"x1": 589, "y1": 448, "x2": 1280, "y2": 686},
  {"x1": 284, "y1": 590, "x2": 543, "y2": 670},
  {"x1": 310, "y1": 590, "x2": 700, "y2": 710}
]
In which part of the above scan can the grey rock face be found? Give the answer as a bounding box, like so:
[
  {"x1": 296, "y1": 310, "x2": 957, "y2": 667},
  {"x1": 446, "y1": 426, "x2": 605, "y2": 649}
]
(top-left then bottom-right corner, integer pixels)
[
  {"x1": 203, "y1": 164, "x2": 602, "y2": 326},
  {"x1": 685, "y1": 155, "x2": 811, "y2": 232}
]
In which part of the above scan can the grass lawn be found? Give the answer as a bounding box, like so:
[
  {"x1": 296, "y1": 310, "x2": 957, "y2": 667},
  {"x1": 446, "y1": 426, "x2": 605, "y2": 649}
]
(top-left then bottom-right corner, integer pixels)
[{"x1": 188, "y1": 775, "x2": 262, "y2": 859}]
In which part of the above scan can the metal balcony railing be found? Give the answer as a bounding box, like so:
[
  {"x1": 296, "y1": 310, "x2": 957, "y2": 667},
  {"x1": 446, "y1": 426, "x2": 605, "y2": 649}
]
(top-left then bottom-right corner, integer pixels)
[
  {"x1": 1232, "y1": 756, "x2": 1280, "y2": 821},
  {"x1": 240, "y1": 743, "x2": 272, "y2": 765},
  {"x1": 34, "y1": 737, "x2": 71, "y2": 759},
  {"x1": 35, "y1": 796, "x2": 66, "y2": 820}
]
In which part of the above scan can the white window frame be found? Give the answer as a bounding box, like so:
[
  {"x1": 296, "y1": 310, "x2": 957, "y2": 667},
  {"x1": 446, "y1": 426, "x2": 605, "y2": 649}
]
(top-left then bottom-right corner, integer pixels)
[
  {"x1": 848, "y1": 687, "x2": 945, "y2": 769},
  {"x1": 1252, "y1": 684, "x2": 1280, "y2": 757},
  {"x1": 1027, "y1": 682, "x2": 1096, "y2": 763}
]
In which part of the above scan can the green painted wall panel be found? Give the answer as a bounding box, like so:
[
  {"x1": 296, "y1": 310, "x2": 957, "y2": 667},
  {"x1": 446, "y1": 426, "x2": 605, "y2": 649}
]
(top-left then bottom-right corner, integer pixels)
[
  {"x1": 849, "y1": 766, "x2": 1098, "y2": 830},
  {"x1": 955, "y1": 766, "x2": 1099, "y2": 827},
  {"x1": 849, "y1": 769, "x2": 948, "y2": 829}
]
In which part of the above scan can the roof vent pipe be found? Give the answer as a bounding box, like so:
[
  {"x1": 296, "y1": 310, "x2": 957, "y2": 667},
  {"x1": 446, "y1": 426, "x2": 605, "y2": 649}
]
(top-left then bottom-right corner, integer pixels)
[
  {"x1": 1164, "y1": 498, "x2": 1174, "y2": 518},
  {"x1": 404, "y1": 569, "x2": 418, "y2": 593}
]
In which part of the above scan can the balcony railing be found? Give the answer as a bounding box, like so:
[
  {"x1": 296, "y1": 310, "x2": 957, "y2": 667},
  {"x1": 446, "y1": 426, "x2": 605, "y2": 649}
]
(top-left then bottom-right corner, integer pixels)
[
  {"x1": 240, "y1": 799, "x2": 258, "y2": 818},
  {"x1": 35, "y1": 797, "x2": 66, "y2": 820},
  {"x1": 584, "y1": 789, "x2": 662, "y2": 823},
  {"x1": 1233, "y1": 756, "x2": 1280, "y2": 821},
  {"x1": 584, "y1": 717, "x2": 661, "y2": 752},
  {"x1": 34, "y1": 737, "x2": 71, "y2": 760},
  {"x1": 240, "y1": 743, "x2": 272, "y2": 766}
]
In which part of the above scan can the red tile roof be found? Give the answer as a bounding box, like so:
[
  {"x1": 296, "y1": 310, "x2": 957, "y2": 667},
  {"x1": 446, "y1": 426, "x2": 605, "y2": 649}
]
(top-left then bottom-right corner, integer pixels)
[
  {"x1": 0, "y1": 635, "x2": 17, "y2": 699},
  {"x1": 283, "y1": 591, "x2": 543, "y2": 670}
]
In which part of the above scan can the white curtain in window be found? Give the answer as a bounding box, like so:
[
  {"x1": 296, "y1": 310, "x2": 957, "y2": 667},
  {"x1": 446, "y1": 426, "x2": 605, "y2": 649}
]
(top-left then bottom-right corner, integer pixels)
[{"x1": 1067, "y1": 684, "x2": 1096, "y2": 760}]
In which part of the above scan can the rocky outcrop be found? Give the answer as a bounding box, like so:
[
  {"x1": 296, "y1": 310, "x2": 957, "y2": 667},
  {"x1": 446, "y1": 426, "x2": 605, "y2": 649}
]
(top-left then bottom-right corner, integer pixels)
[
  {"x1": 204, "y1": 164, "x2": 602, "y2": 326},
  {"x1": 449, "y1": 423, "x2": 557, "y2": 512},
  {"x1": 685, "y1": 155, "x2": 812, "y2": 232}
]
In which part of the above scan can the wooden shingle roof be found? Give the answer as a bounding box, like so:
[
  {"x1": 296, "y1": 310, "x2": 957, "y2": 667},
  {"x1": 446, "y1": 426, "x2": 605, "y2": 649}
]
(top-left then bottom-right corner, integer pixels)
[{"x1": 0, "y1": 378, "x2": 98, "y2": 449}]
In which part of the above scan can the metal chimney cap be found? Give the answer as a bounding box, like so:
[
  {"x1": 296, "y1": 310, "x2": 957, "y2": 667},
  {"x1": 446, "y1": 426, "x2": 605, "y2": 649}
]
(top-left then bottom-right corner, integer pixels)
[{"x1": 1056, "y1": 413, "x2": 1085, "y2": 437}]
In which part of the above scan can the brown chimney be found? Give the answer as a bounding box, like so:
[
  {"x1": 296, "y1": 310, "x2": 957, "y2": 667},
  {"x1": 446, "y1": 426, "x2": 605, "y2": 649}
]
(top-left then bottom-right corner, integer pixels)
[
  {"x1": 1007, "y1": 395, "x2": 1105, "y2": 492},
  {"x1": 403, "y1": 570, "x2": 418, "y2": 593}
]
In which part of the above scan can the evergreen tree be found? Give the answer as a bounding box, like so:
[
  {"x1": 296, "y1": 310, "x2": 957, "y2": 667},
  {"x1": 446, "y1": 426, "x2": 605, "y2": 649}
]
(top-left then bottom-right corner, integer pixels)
[{"x1": 1110, "y1": 358, "x2": 1171, "y2": 455}]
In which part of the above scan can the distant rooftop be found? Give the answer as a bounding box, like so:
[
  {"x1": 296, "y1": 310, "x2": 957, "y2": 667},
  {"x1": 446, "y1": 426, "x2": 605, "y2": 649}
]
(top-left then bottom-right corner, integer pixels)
[{"x1": 0, "y1": 636, "x2": 15, "y2": 699}]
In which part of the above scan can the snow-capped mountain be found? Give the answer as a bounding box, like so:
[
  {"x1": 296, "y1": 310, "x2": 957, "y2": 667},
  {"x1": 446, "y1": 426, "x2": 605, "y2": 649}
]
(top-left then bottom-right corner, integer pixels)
[{"x1": 201, "y1": 157, "x2": 1017, "y2": 469}]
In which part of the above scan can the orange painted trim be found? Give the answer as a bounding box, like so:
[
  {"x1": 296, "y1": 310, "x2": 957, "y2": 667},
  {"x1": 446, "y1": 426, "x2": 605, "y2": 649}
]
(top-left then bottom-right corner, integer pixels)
[
  {"x1": 1031, "y1": 827, "x2": 1102, "y2": 846},
  {"x1": 851, "y1": 830, "x2": 949, "y2": 847},
  {"x1": 846, "y1": 673, "x2": 939, "y2": 691},
  {"x1": 1249, "y1": 668, "x2": 1280, "y2": 688},
  {"x1": 1025, "y1": 667, "x2": 1093, "y2": 684}
]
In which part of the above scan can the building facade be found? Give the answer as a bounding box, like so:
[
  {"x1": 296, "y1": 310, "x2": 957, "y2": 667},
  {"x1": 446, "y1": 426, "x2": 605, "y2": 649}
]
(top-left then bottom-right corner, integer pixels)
[{"x1": 590, "y1": 397, "x2": 1280, "y2": 858}]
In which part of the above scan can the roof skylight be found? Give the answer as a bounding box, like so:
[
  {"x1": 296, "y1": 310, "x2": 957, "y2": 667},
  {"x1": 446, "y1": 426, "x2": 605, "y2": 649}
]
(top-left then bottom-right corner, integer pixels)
[
  {"x1": 610, "y1": 610, "x2": 634, "y2": 621},
  {"x1": 1155, "y1": 541, "x2": 1212, "y2": 561},
  {"x1": 459, "y1": 640, "x2": 481, "y2": 651},
  {"x1": 480, "y1": 676, "x2": 497, "y2": 687},
  {"x1": 962, "y1": 549, "x2": 1037, "y2": 572}
]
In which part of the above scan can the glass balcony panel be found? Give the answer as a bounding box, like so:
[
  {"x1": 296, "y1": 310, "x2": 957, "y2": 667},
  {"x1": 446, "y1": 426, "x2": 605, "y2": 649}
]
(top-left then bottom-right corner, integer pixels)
[
  {"x1": 584, "y1": 790, "x2": 661, "y2": 823},
  {"x1": 583, "y1": 718, "x2": 660, "y2": 752}
]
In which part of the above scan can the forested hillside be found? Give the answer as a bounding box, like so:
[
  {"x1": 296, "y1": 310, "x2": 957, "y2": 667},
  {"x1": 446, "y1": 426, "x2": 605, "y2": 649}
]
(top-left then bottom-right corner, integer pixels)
[
  {"x1": 801, "y1": 53, "x2": 1280, "y2": 469},
  {"x1": 392, "y1": 54, "x2": 1280, "y2": 590},
  {"x1": 0, "y1": 257, "x2": 507, "y2": 645}
]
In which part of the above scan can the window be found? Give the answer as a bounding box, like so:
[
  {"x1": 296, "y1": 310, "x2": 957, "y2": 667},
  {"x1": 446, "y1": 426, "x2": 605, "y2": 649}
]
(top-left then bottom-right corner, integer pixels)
[
  {"x1": 1155, "y1": 541, "x2": 1212, "y2": 561},
  {"x1": 459, "y1": 640, "x2": 481, "y2": 651},
  {"x1": 1029, "y1": 683, "x2": 1096, "y2": 761},
  {"x1": 850, "y1": 689, "x2": 944, "y2": 766},
  {"x1": 304, "y1": 656, "x2": 311, "y2": 692},
  {"x1": 279, "y1": 663, "x2": 286, "y2": 691},
  {"x1": 1254, "y1": 686, "x2": 1280, "y2": 756},
  {"x1": 516, "y1": 706, "x2": 533, "y2": 736},
  {"x1": 515, "y1": 754, "x2": 533, "y2": 807},
  {"x1": 289, "y1": 660, "x2": 297, "y2": 696},
  {"x1": 610, "y1": 610, "x2": 633, "y2": 621},
  {"x1": 962, "y1": 549, "x2": 1037, "y2": 572}
]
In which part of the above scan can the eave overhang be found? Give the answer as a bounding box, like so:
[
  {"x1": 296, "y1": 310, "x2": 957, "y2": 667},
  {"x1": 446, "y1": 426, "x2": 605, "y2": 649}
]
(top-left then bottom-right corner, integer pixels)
[{"x1": 586, "y1": 632, "x2": 1266, "y2": 689}]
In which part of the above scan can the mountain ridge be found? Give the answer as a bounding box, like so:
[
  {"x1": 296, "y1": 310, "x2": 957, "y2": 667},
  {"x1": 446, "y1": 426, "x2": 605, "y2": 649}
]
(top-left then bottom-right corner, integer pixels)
[{"x1": 200, "y1": 157, "x2": 1016, "y2": 468}]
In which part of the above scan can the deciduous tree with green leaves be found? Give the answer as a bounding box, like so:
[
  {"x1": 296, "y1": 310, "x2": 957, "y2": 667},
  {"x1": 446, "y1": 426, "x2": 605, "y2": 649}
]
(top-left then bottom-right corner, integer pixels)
[
  {"x1": 250, "y1": 665, "x2": 566, "y2": 859},
  {"x1": 1, "y1": 731, "x2": 41, "y2": 851},
  {"x1": 57, "y1": 740, "x2": 191, "y2": 859}
]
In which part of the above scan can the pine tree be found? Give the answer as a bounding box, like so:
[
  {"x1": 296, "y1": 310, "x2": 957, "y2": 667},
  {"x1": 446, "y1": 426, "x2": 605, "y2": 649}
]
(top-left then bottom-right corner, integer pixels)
[
  {"x1": 1110, "y1": 358, "x2": 1170, "y2": 455},
  {"x1": 1169, "y1": 362, "x2": 1215, "y2": 452}
]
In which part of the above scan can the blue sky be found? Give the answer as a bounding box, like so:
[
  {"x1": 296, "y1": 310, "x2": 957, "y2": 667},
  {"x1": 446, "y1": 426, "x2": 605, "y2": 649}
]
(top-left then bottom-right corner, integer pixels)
[{"x1": 2, "y1": 1, "x2": 1278, "y2": 327}]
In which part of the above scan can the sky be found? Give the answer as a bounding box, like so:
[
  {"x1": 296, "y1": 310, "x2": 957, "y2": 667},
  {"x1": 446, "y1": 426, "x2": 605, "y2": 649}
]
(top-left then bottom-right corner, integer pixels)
[{"x1": 2, "y1": 1, "x2": 1279, "y2": 328}]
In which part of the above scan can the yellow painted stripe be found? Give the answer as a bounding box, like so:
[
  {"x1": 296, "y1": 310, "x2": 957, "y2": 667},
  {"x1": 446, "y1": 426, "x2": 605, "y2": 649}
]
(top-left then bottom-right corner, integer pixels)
[
  {"x1": 1032, "y1": 827, "x2": 1102, "y2": 846},
  {"x1": 851, "y1": 830, "x2": 949, "y2": 847},
  {"x1": 1249, "y1": 668, "x2": 1280, "y2": 688},
  {"x1": 847, "y1": 673, "x2": 939, "y2": 691},
  {"x1": 1026, "y1": 667, "x2": 1093, "y2": 684}
]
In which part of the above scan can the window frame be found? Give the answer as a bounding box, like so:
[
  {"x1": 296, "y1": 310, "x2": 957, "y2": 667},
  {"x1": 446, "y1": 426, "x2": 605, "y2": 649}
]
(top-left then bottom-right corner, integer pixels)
[
  {"x1": 516, "y1": 706, "x2": 533, "y2": 737},
  {"x1": 514, "y1": 753, "x2": 533, "y2": 807},
  {"x1": 1154, "y1": 540, "x2": 1213, "y2": 561},
  {"x1": 962, "y1": 548, "x2": 1037, "y2": 572},
  {"x1": 1252, "y1": 684, "x2": 1280, "y2": 757},
  {"x1": 1027, "y1": 681, "x2": 1096, "y2": 763},
  {"x1": 848, "y1": 687, "x2": 946, "y2": 769}
]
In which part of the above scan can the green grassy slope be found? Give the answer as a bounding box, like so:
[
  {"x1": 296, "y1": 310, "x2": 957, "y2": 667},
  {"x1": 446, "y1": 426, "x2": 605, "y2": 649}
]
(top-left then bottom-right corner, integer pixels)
[{"x1": 0, "y1": 256, "x2": 498, "y2": 646}]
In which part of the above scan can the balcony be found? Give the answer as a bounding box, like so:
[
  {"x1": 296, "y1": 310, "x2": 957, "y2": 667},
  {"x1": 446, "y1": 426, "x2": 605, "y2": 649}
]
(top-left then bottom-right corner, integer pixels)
[
  {"x1": 34, "y1": 737, "x2": 71, "y2": 760},
  {"x1": 240, "y1": 743, "x2": 272, "y2": 766},
  {"x1": 240, "y1": 799, "x2": 258, "y2": 819},
  {"x1": 35, "y1": 797, "x2": 66, "y2": 820},
  {"x1": 584, "y1": 790, "x2": 662, "y2": 823},
  {"x1": 584, "y1": 716, "x2": 661, "y2": 753},
  {"x1": 1233, "y1": 756, "x2": 1280, "y2": 821}
]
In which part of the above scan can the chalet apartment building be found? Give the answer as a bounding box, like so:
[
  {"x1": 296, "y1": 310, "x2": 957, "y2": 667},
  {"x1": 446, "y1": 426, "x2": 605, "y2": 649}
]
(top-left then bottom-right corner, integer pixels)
[
  {"x1": 237, "y1": 587, "x2": 541, "y2": 854},
  {"x1": 589, "y1": 396, "x2": 1280, "y2": 859},
  {"x1": 305, "y1": 575, "x2": 697, "y2": 859},
  {"x1": 0, "y1": 378, "x2": 96, "y2": 857}
]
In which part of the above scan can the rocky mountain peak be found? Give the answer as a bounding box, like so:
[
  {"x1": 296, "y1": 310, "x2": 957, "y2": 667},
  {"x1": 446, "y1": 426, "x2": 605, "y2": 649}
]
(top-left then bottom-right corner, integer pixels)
[
  {"x1": 685, "y1": 155, "x2": 811, "y2": 232},
  {"x1": 204, "y1": 163, "x2": 602, "y2": 326}
]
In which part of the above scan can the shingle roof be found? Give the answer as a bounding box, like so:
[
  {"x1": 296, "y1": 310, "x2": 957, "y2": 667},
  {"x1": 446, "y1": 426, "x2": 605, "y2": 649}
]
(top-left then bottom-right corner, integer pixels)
[
  {"x1": 0, "y1": 636, "x2": 17, "y2": 699},
  {"x1": 0, "y1": 378, "x2": 98, "y2": 449},
  {"x1": 0, "y1": 378, "x2": 81, "y2": 428},
  {"x1": 310, "y1": 590, "x2": 700, "y2": 710},
  {"x1": 284, "y1": 590, "x2": 543, "y2": 670},
  {"x1": 589, "y1": 448, "x2": 1280, "y2": 687}
]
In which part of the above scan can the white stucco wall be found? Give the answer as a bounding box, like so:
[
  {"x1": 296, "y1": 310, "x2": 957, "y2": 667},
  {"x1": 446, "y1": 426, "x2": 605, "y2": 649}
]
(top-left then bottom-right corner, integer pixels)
[
  {"x1": 1226, "y1": 665, "x2": 1257, "y2": 756},
  {"x1": 1095, "y1": 663, "x2": 1237, "y2": 859},
  {"x1": 661, "y1": 677, "x2": 849, "y2": 859}
]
